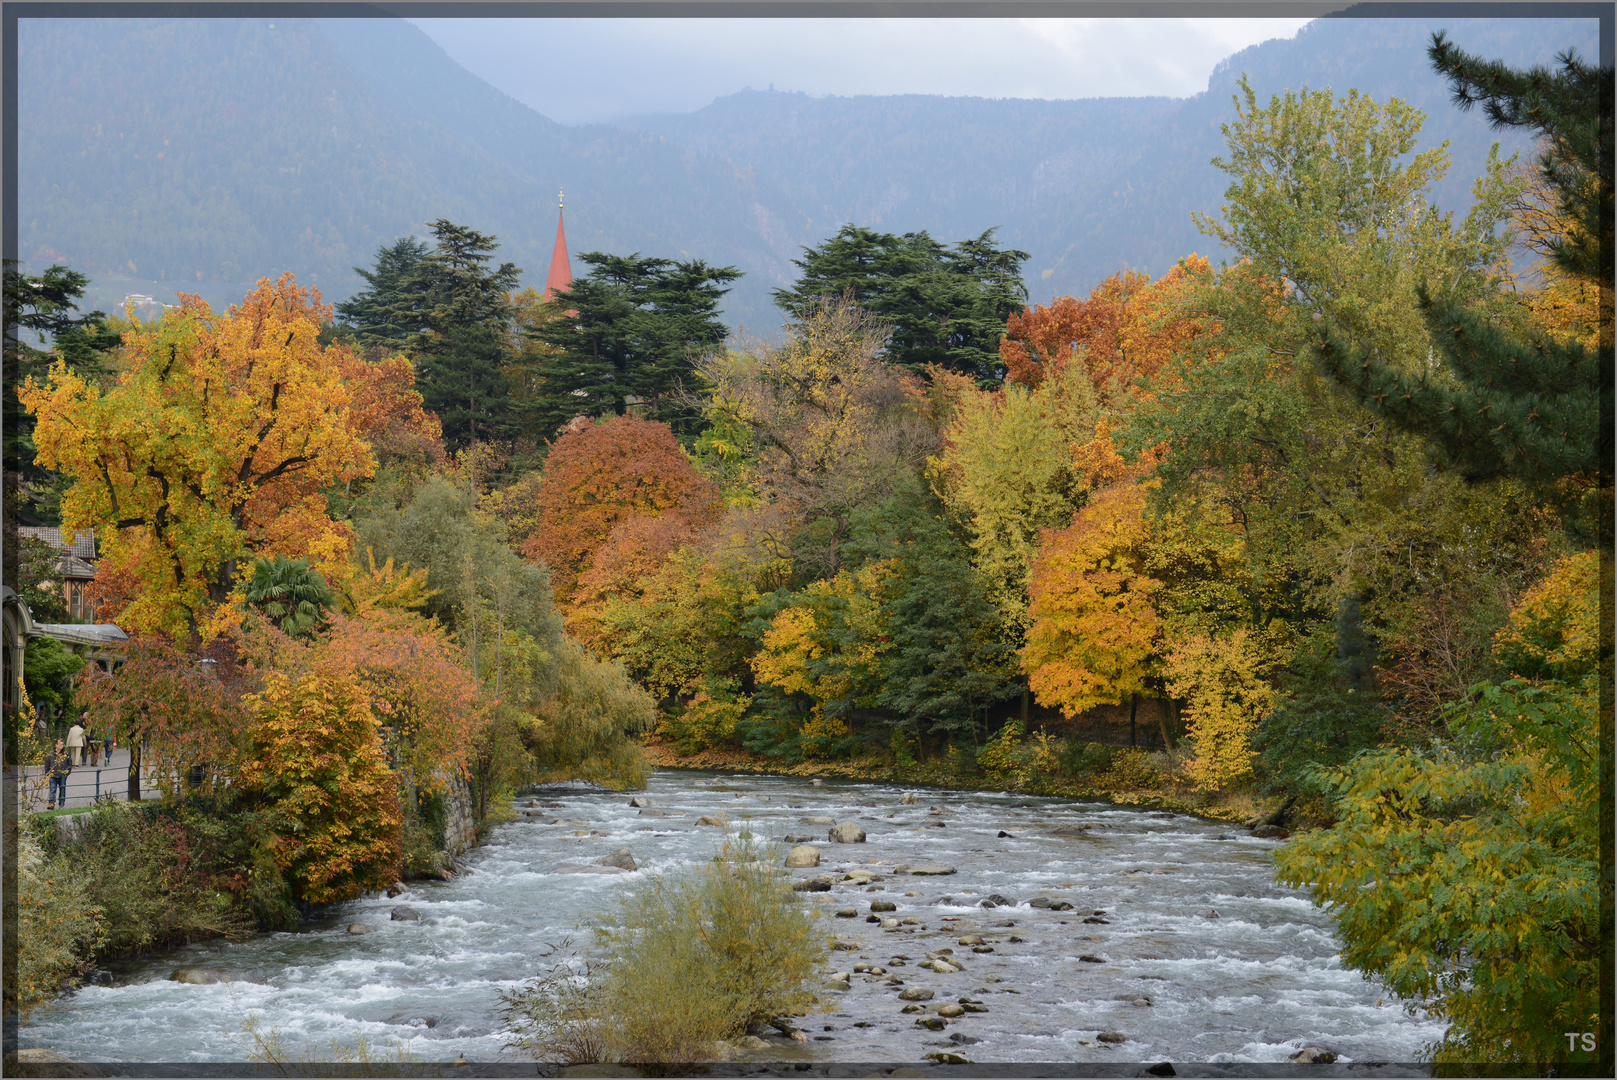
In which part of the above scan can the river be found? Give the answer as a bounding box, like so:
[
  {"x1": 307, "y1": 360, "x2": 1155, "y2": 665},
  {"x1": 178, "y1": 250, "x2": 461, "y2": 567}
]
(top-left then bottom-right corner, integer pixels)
[{"x1": 20, "y1": 769, "x2": 1442, "y2": 1070}]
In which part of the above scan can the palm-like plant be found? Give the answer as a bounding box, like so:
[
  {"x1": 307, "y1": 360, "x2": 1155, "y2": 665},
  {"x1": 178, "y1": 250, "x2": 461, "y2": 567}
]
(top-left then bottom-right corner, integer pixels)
[{"x1": 245, "y1": 556, "x2": 334, "y2": 638}]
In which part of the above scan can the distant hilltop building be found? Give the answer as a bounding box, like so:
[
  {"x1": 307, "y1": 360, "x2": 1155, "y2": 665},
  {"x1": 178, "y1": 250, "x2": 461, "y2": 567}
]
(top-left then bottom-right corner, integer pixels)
[{"x1": 546, "y1": 189, "x2": 574, "y2": 308}]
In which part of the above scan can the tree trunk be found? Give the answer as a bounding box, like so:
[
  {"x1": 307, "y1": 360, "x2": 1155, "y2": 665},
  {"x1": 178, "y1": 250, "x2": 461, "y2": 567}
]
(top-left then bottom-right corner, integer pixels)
[
  {"x1": 1020, "y1": 688, "x2": 1030, "y2": 727},
  {"x1": 1129, "y1": 694, "x2": 1138, "y2": 747},
  {"x1": 1157, "y1": 698, "x2": 1176, "y2": 750},
  {"x1": 128, "y1": 740, "x2": 141, "y2": 803}
]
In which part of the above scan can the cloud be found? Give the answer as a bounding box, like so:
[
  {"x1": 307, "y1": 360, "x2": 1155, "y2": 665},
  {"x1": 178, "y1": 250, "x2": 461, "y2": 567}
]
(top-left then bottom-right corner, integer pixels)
[{"x1": 409, "y1": 17, "x2": 1314, "y2": 125}]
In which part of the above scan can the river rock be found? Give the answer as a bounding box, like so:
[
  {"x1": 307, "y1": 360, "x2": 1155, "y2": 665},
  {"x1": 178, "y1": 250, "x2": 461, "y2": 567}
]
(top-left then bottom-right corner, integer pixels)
[
  {"x1": 1097, "y1": 1030, "x2": 1129, "y2": 1043},
  {"x1": 1195, "y1": 908, "x2": 1220, "y2": 919},
  {"x1": 907, "y1": 863, "x2": 957, "y2": 876},
  {"x1": 637, "y1": 808, "x2": 671, "y2": 817},
  {"x1": 826, "y1": 977, "x2": 851, "y2": 991},
  {"x1": 800, "y1": 814, "x2": 835, "y2": 825},
  {"x1": 390, "y1": 905, "x2": 421, "y2": 922},
  {"x1": 785, "y1": 844, "x2": 821, "y2": 867},
  {"x1": 811, "y1": 778, "x2": 825, "y2": 786},
  {"x1": 915, "y1": 1016, "x2": 946, "y2": 1031},
  {"x1": 957, "y1": 934, "x2": 986, "y2": 945},
  {"x1": 556, "y1": 864, "x2": 626, "y2": 875},
  {"x1": 835, "y1": 907, "x2": 859, "y2": 918},
  {"x1": 997, "y1": 830, "x2": 1014, "y2": 838},
  {"x1": 1145, "y1": 1064, "x2": 1177, "y2": 1077},
  {"x1": 1079, "y1": 954, "x2": 1106, "y2": 963},
  {"x1": 1252, "y1": 824, "x2": 1289, "y2": 839},
  {"x1": 596, "y1": 848, "x2": 638, "y2": 871},
  {"x1": 792, "y1": 878, "x2": 832, "y2": 892},
  {"x1": 628, "y1": 796, "x2": 655, "y2": 807},
  {"x1": 925, "y1": 1051, "x2": 971, "y2": 1064},
  {"x1": 347, "y1": 923, "x2": 371, "y2": 935},
  {"x1": 870, "y1": 899, "x2": 897, "y2": 912},
  {"x1": 897, "y1": 987, "x2": 934, "y2": 1001},
  {"x1": 170, "y1": 968, "x2": 239, "y2": 984},
  {"x1": 732, "y1": 1035, "x2": 770, "y2": 1051},
  {"x1": 1049, "y1": 824, "x2": 1090, "y2": 837},
  {"x1": 828, "y1": 822, "x2": 866, "y2": 843},
  {"x1": 980, "y1": 893, "x2": 1013, "y2": 907},
  {"x1": 948, "y1": 1032, "x2": 981, "y2": 1045},
  {"x1": 386, "y1": 883, "x2": 405, "y2": 898},
  {"x1": 1290, "y1": 1046, "x2": 1338, "y2": 1064},
  {"x1": 696, "y1": 815, "x2": 726, "y2": 826},
  {"x1": 899, "y1": 792, "x2": 918, "y2": 804}
]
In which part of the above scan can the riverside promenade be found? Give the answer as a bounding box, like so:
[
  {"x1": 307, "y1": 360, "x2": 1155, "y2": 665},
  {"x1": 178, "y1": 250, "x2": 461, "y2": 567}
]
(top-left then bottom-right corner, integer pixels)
[{"x1": 14, "y1": 746, "x2": 162, "y2": 813}]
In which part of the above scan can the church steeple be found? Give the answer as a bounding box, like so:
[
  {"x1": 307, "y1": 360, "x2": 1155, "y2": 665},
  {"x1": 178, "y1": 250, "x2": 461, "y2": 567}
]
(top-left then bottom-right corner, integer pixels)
[{"x1": 545, "y1": 189, "x2": 573, "y2": 302}]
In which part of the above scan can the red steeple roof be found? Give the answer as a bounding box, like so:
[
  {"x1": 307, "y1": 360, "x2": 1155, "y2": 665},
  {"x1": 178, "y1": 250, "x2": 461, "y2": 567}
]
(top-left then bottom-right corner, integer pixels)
[{"x1": 545, "y1": 190, "x2": 573, "y2": 302}]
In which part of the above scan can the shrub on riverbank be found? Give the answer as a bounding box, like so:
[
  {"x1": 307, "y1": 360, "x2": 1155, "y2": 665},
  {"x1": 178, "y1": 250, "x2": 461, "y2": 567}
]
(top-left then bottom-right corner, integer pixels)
[
  {"x1": 503, "y1": 834, "x2": 824, "y2": 1065},
  {"x1": 13, "y1": 829, "x2": 106, "y2": 1016}
]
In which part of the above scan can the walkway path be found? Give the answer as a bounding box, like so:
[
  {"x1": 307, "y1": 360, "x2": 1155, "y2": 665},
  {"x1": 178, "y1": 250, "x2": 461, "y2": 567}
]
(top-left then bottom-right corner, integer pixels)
[{"x1": 14, "y1": 746, "x2": 162, "y2": 813}]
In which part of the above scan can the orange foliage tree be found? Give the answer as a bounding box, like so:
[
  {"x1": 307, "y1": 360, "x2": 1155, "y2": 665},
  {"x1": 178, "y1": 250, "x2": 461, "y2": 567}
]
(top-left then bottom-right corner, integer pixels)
[
  {"x1": 1022, "y1": 427, "x2": 1163, "y2": 717},
  {"x1": 21, "y1": 274, "x2": 375, "y2": 635},
  {"x1": 331, "y1": 350, "x2": 447, "y2": 471},
  {"x1": 238, "y1": 661, "x2": 403, "y2": 905},
  {"x1": 521, "y1": 414, "x2": 721, "y2": 606},
  {"x1": 1000, "y1": 256, "x2": 1211, "y2": 400}
]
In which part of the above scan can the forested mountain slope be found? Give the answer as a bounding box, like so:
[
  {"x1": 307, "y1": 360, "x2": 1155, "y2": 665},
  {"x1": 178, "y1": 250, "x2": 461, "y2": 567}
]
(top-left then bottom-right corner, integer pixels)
[{"x1": 17, "y1": 14, "x2": 1597, "y2": 330}]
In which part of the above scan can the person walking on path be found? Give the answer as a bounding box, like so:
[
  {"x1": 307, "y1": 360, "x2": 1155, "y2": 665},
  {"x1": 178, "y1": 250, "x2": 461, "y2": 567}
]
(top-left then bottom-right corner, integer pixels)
[
  {"x1": 86, "y1": 721, "x2": 100, "y2": 767},
  {"x1": 66, "y1": 716, "x2": 87, "y2": 766},
  {"x1": 45, "y1": 739, "x2": 72, "y2": 809}
]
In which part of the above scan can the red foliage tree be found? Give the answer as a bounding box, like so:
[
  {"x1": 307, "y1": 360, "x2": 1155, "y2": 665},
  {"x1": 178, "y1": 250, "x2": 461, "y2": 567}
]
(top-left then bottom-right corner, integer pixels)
[
  {"x1": 1000, "y1": 256, "x2": 1211, "y2": 399},
  {"x1": 521, "y1": 415, "x2": 721, "y2": 604}
]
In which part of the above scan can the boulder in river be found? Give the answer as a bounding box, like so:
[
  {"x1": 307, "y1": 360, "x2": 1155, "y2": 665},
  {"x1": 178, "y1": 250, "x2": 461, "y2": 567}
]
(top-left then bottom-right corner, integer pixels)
[
  {"x1": 637, "y1": 808, "x2": 671, "y2": 817},
  {"x1": 897, "y1": 987, "x2": 934, "y2": 1001},
  {"x1": 1079, "y1": 954, "x2": 1106, "y2": 963},
  {"x1": 915, "y1": 1016, "x2": 947, "y2": 1031},
  {"x1": 390, "y1": 905, "x2": 421, "y2": 922},
  {"x1": 835, "y1": 907, "x2": 859, "y2": 918},
  {"x1": 902, "y1": 863, "x2": 957, "y2": 876},
  {"x1": 628, "y1": 796, "x2": 655, "y2": 807},
  {"x1": 800, "y1": 815, "x2": 835, "y2": 825},
  {"x1": 695, "y1": 815, "x2": 726, "y2": 826},
  {"x1": 899, "y1": 792, "x2": 918, "y2": 804},
  {"x1": 1097, "y1": 1030, "x2": 1129, "y2": 1044},
  {"x1": 1252, "y1": 824, "x2": 1290, "y2": 839},
  {"x1": 1049, "y1": 824, "x2": 1091, "y2": 837},
  {"x1": 828, "y1": 822, "x2": 867, "y2": 843},
  {"x1": 997, "y1": 830, "x2": 1014, "y2": 838},
  {"x1": 784, "y1": 844, "x2": 821, "y2": 867},
  {"x1": 870, "y1": 900, "x2": 897, "y2": 912},
  {"x1": 1290, "y1": 1046, "x2": 1338, "y2": 1064},
  {"x1": 936, "y1": 1003, "x2": 965, "y2": 1018},
  {"x1": 1195, "y1": 908, "x2": 1220, "y2": 919},
  {"x1": 346, "y1": 923, "x2": 371, "y2": 935},
  {"x1": 811, "y1": 779, "x2": 825, "y2": 786},
  {"x1": 925, "y1": 1051, "x2": 971, "y2": 1064},
  {"x1": 170, "y1": 968, "x2": 238, "y2": 984},
  {"x1": 597, "y1": 848, "x2": 638, "y2": 871},
  {"x1": 792, "y1": 878, "x2": 832, "y2": 893}
]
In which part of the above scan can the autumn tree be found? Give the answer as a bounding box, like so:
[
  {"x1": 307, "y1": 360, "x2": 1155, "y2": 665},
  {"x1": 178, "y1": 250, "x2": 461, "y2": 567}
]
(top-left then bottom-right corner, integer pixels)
[
  {"x1": 1021, "y1": 427, "x2": 1162, "y2": 721},
  {"x1": 697, "y1": 297, "x2": 937, "y2": 579},
  {"x1": 931, "y1": 359, "x2": 1098, "y2": 638},
  {"x1": 999, "y1": 257, "x2": 1211, "y2": 401},
  {"x1": 239, "y1": 662, "x2": 403, "y2": 905},
  {"x1": 520, "y1": 414, "x2": 721, "y2": 606},
  {"x1": 22, "y1": 274, "x2": 375, "y2": 636},
  {"x1": 1275, "y1": 551, "x2": 1607, "y2": 1067},
  {"x1": 3, "y1": 260, "x2": 120, "y2": 534},
  {"x1": 1315, "y1": 38, "x2": 1613, "y2": 542}
]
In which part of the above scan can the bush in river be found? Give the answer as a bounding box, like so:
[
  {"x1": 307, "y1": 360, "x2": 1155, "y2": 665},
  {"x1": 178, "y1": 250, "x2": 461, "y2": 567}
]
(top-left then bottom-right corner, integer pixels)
[{"x1": 503, "y1": 833, "x2": 824, "y2": 1066}]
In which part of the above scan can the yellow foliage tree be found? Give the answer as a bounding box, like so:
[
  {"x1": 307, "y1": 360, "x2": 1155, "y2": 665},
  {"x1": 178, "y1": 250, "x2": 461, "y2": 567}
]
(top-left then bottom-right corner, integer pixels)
[
  {"x1": 1162, "y1": 628, "x2": 1279, "y2": 792},
  {"x1": 239, "y1": 664, "x2": 404, "y2": 904},
  {"x1": 21, "y1": 274, "x2": 375, "y2": 635}
]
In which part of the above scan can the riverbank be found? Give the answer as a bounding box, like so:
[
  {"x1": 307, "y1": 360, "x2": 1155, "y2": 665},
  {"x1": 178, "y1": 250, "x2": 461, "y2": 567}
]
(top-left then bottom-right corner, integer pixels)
[{"x1": 642, "y1": 737, "x2": 1282, "y2": 829}]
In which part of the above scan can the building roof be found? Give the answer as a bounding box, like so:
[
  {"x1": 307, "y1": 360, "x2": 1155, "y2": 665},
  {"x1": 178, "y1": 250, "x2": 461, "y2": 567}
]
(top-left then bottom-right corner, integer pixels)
[{"x1": 18, "y1": 526, "x2": 96, "y2": 560}]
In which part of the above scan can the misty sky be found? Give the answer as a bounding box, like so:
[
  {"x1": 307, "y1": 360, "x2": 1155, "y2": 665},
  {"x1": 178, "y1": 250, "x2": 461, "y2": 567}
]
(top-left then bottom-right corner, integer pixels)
[{"x1": 410, "y1": 17, "x2": 1317, "y2": 125}]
